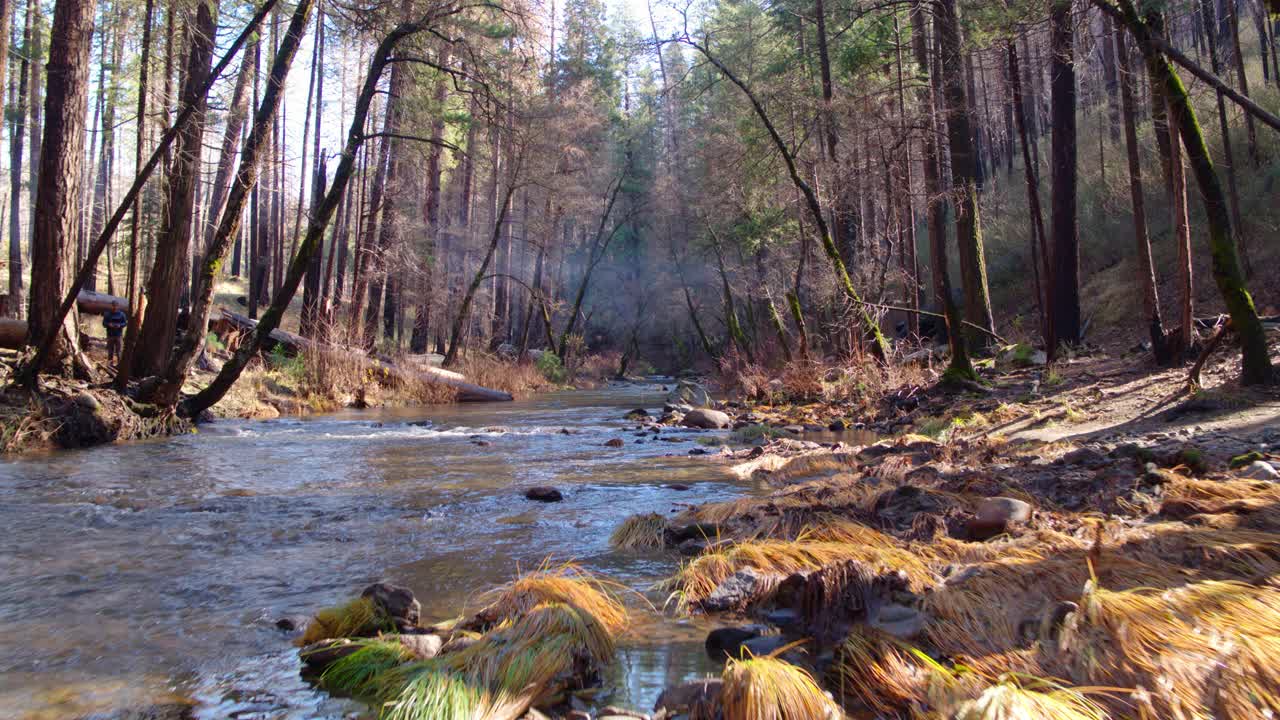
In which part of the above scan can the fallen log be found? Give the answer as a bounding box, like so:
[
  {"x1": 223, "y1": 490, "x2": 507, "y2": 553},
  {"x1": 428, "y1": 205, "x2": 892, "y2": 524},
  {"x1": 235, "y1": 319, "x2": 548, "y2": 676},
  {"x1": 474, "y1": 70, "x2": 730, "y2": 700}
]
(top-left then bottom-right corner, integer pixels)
[
  {"x1": 213, "y1": 308, "x2": 513, "y2": 402},
  {"x1": 76, "y1": 289, "x2": 128, "y2": 315},
  {"x1": 0, "y1": 318, "x2": 25, "y2": 349}
]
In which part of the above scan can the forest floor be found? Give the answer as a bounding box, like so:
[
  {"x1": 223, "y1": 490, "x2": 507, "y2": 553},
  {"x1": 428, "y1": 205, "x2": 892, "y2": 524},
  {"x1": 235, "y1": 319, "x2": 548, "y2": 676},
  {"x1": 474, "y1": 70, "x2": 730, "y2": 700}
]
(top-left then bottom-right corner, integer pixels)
[{"x1": 609, "y1": 335, "x2": 1280, "y2": 719}]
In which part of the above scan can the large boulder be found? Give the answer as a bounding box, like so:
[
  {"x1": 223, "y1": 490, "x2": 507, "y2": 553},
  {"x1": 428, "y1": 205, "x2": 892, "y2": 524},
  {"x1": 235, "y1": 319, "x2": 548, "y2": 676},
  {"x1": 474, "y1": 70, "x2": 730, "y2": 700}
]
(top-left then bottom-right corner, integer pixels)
[
  {"x1": 683, "y1": 408, "x2": 732, "y2": 430},
  {"x1": 666, "y1": 380, "x2": 712, "y2": 409},
  {"x1": 1240, "y1": 460, "x2": 1279, "y2": 481},
  {"x1": 362, "y1": 582, "x2": 421, "y2": 631}
]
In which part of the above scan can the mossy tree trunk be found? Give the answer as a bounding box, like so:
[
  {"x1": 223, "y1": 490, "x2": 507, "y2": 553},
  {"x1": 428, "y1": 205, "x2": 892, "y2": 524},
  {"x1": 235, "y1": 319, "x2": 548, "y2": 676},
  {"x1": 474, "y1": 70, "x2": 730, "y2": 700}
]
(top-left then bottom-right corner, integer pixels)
[{"x1": 1106, "y1": 0, "x2": 1273, "y2": 385}]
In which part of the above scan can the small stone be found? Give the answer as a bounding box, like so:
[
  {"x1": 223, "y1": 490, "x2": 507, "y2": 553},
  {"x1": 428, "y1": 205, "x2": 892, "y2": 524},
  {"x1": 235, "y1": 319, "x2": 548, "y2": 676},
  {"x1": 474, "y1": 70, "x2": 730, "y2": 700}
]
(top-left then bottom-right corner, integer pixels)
[
  {"x1": 275, "y1": 617, "x2": 297, "y2": 632},
  {"x1": 705, "y1": 626, "x2": 760, "y2": 660},
  {"x1": 828, "y1": 419, "x2": 848, "y2": 431},
  {"x1": 689, "y1": 448, "x2": 708, "y2": 456},
  {"x1": 701, "y1": 568, "x2": 777, "y2": 613},
  {"x1": 783, "y1": 425, "x2": 806, "y2": 434},
  {"x1": 625, "y1": 408, "x2": 650, "y2": 421},
  {"x1": 605, "y1": 438, "x2": 625, "y2": 448},
  {"x1": 976, "y1": 497, "x2": 1033, "y2": 525},
  {"x1": 525, "y1": 486, "x2": 564, "y2": 502},
  {"x1": 399, "y1": 633, "x2": 444, "y2": 659},
  {"x1": 666, "y1": 483, "x2": 691, "y2": 491},
  {"x1": 1240, "y1": 460, "x2": 1279, "y2": 481}
]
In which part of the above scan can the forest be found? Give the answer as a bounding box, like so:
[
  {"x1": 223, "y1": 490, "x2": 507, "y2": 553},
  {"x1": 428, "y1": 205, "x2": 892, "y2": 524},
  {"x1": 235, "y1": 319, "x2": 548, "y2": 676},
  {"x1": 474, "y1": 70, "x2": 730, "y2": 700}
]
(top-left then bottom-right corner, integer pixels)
[{"x1": 1, "y1": 0, "x2": 1280, "y2": 717}]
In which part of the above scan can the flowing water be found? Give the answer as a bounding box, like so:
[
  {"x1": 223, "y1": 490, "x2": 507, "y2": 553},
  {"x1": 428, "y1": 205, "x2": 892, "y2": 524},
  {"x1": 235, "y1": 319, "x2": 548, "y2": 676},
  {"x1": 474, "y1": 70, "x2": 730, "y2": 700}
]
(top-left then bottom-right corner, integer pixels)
[{"x1": 0, "y1": 383, "x2": 783, "y2": 719}]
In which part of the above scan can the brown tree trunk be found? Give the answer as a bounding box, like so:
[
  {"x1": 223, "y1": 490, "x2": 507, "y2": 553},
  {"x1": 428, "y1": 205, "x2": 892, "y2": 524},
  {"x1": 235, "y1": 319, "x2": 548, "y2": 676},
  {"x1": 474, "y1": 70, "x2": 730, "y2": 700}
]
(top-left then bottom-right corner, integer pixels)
[
  {"x1": 937, "y1": 0, "x2": 995, "y2": 352},
  {"x1": 8, "y1": 0, "x2": 32, "y2": 318},
  {"x1": 912, "y1": 0, "x2": 973, "y2": 379},
  {"x1": 26, "y1": 0, "x2": 93, "y2": 371},
  {"x1": 1008, "y1": 38, "x2": 1050, "y2": 344},
  {"x1": 155, "y1": 0, "x2": 315, "y2": 406},
  {"x1": 1113, "y1": 18, "x2": 1170, "y2": 365},
  {"x1": 199, "y1": 41, "x2": 254, "y2": 296},
  {"x1": 1048, "y1": 0, "x2": 1081, "y2": 352},
  {"x1": 134, "y1": 0, "x2": 218, "y2": 378}
]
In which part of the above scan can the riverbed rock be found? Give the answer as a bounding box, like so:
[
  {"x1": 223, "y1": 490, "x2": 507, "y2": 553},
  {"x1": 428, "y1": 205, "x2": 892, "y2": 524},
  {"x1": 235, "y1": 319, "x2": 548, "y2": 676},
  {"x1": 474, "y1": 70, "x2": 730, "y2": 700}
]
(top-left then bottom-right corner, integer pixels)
[
  {"x1": 683, "y1": 408, "x2": 732, "y2": 430},
  {"x1": 399, "y1": 633, "x2": 444, "y2": 659},
  {"x1": 605, "y1": 438, "x2": 625, "y2": 448},
  {"x1": 1240, "y1": 460, "x2": 1279, "y2": 481},
  {"x1": 525, "y1": 486, "x2": 564, "y2": 502},
  {"x1": 705, "y1": 626, "x2": 761, "y2": 659},
  {"x1": 666, "y1": 380, "x2": 712, "y2": 408},
  {"x1": 968, "y1": 497, "x2": 1033, "y2": 540},
  {"x1": 362, "y1": 582, "x2": 421, "y2": 630},
  {"x1": 625, "y1": 408, "x2": 651, "y2": 421},
  {"x1": 654, "y1": 678, "x2": 723, "y2": 717},
  {"x1": 701, "y1": 568, "x2": 778, "y2": 613}
]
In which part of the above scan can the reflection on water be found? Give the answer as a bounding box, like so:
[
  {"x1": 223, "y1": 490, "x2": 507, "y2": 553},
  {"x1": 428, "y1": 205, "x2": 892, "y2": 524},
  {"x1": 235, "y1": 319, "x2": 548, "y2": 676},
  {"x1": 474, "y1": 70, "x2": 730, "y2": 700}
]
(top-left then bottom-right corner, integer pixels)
[{"x1": 0, "y1": 383, "x2": 764, "y2": 719}]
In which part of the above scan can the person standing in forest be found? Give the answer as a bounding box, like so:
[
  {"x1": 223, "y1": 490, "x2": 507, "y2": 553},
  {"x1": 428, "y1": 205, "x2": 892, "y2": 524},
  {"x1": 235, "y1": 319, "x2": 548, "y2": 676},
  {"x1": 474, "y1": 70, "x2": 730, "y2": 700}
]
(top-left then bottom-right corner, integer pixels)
[{"x1": 102, "y1": 300, "x2": 128, "y2": 367}]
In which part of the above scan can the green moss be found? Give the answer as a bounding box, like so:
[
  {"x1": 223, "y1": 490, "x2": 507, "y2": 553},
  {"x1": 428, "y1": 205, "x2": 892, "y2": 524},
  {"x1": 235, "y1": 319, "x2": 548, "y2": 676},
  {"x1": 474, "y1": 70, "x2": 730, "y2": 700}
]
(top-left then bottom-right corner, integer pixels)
[
  {"x1": 1178, "y1": 448, "x2": 1208, "y2": 474},
  {"x1": 732, "y1": 424, "x2": 789, "y2": 444},
  {"x1": 1229, "y1": 451, "x2": 1264, "y2": 469}
]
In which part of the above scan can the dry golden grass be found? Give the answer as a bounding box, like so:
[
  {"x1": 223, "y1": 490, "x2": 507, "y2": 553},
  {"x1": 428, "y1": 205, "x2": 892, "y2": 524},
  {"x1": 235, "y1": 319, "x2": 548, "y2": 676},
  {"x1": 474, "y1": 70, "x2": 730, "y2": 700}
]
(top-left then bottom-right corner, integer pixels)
[
  {"x1": 661, "y1": 532, "x2": 935, "y2": 614},
  {"x1": 609, "y1": 512, "x2": 667, "y2": 550},
  {"x1": 828, "y1": 625, "x2": 927, "y2": 715},
  {"x1": 944, "y1": 676, "x2": 1110, "y2": 720},
  {"x1": 720, "y1": 653, "x2": 840, "y2": 720},
  {"x1": 472, "y1": 562, "x2": 630, "y2": 636}
]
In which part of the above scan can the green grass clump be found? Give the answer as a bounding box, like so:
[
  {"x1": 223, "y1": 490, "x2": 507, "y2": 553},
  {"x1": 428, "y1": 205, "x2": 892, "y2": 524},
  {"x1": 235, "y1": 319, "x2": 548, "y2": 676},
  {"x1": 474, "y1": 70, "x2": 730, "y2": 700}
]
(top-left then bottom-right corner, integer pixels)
[
  {"x1": 1178, "y1": 448, "x2": 1208, "y2": 474},
  {"x1": 299, "y1": 596, "x2": 393, "y2": 646},
  {"x1": 380, "y1": 665, "x2": 485, "y2": 720},
  {"x1": 319, "y1": 638, "x2": 414, "y2": 698},
  {"x1": 609, "y1": 512, "x2": 667, "y2": 550}
]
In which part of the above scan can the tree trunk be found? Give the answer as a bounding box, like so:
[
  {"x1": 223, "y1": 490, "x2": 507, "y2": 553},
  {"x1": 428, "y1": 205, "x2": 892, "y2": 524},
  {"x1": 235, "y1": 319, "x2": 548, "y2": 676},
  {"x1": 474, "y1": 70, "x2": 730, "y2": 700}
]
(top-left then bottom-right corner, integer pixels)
[
  {"x1": 937, "y1": 0, "x2": 996, "y2": 352},
  {"x1": 199, "y1": 42, "x2": 255, "y2": 296},
  {"x1": 1048, "y1": 0, "x2": 1081, "y2": 352},
  {"x1": 1114, "y1": 17, "x2": 1170, "y2": 365},
  {"x1": 1007, "y1": 38, "x2": 1050, "y2": 343},
  {"x1": 1200, "y1": 0, "x2": 1250, "y2": 277},
  {"x1": 1227, "y1": 0, "x2": 1258, "y2": 163},
  {"x1": 7, "y1": 0, "x2": 32, "y2": 318},
  {"x1": 133, "y1": 0, "x2": 218, "y2": 378},
  {"x1": 181, "y1": 12, "x2": 460, "y2": 417},
  {"x1": 26, "y1": 0, "x2": 93, "y2": 371},
  {"x1": 911, "y1": 0, "x2": 973, "y2": 379},
  {"x1": 1107, "y1": 0, "x2": 1272, "y2": 385}
]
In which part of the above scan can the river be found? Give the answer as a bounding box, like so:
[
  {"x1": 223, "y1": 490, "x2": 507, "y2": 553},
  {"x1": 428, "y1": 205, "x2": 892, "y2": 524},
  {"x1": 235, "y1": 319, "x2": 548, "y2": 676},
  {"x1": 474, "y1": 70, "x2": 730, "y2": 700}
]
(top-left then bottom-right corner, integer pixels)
[{"x1": 0, "y1": 383, "x2": 760, "y2": 719}]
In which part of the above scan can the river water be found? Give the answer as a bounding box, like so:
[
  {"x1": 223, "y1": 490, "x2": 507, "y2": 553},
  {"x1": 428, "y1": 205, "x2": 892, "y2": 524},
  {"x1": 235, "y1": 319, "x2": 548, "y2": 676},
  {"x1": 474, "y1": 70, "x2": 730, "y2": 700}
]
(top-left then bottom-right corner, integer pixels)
[{"x1": 0, "y1": 383, "x2": 761, "y2": 719}]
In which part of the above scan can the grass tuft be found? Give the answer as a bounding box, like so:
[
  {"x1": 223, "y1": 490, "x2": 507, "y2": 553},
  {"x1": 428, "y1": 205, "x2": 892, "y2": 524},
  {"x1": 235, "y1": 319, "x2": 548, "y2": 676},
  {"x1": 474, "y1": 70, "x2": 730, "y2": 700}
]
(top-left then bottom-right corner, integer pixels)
[
  {"x1": 299, "y1": 596, "x2": 393, "y2": 646},
  {"x1": 609, "y1": 512, "x2": 668, "y2": 550},
  {"x1": 720, "y1": 654, "x2": 839, "y2": 720}
]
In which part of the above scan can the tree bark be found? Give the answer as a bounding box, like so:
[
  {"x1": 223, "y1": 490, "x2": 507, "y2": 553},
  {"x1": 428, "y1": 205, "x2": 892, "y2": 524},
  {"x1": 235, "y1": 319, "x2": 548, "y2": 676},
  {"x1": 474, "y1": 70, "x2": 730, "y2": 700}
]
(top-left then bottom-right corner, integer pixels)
[
  {"x1": 937, "y1": 0, "x2": 996, "y2": 352},
  {"x1": 1048, "y1": 0, "x2": 1081, "y2": 352},
  {"x1": 1107, "y1": 0, "x2": 1273, "y2": 385},
  {"x1": 26, "y1": 0, "x2": 94, "y2": 371},
  {"x1": 911, "y1": 0, "x2": 973, "y2": 379},
  {"x1": 1007, "y1": 38, "x2": 1050, "y2": 344},
  {"x1": 133, "y1": 0, "x2": 218, "y2": 378},
  {"x1": 7, "y1": 0, "x2": 32, "y2": 318},
  {"x1": 181, "y1": 11, "x2": 462, "y2": 416},
  {"x1": 1114, "y1": 17, "x2": 1170, "y2": 364}
]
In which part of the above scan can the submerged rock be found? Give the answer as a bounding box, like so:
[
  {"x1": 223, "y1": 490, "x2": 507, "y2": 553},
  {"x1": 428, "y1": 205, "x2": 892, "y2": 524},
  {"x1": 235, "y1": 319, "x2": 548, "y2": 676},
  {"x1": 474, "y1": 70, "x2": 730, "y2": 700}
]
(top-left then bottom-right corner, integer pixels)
[
  {"x1": 654, "y1": 678, "x2": 723, "y2": 716},
  {"x1": 705, "y1": 626, "x2": 761, "y2": 660},
  {"x1": 605, "y1": 438, "x2": 625, "y2": 448},
  {"x1": 625, "y1": 408, "x2": 651, "y2": 421},
  {"x1": 525, "y1": 486, "x2": 564, "y2": 502}
]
